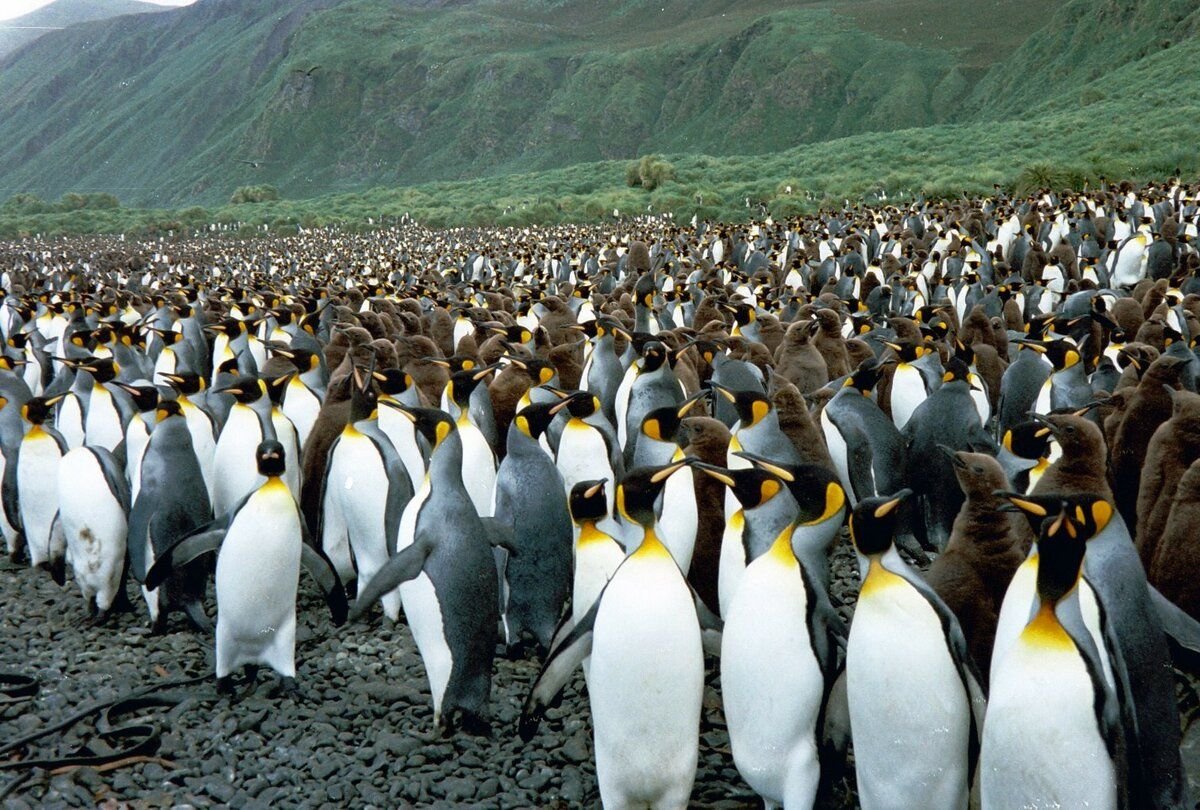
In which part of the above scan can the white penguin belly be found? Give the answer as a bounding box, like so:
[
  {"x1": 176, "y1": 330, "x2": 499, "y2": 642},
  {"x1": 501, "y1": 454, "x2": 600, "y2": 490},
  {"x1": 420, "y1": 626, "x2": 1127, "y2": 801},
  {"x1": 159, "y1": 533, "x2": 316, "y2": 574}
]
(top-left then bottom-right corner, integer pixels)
[
  {"x1": 212, "y1": 408, "x2": 265, "y2": 516},
  {"x1": 181, "y1": 402, "x2": 217, "y2": 504},
  {"x1": 889, "y1": 364, "x2": 925, "y2": 431},
  {"x1": 718, "y1": 511, "x2": 747, "y2": 618},
  {"x1": 847, "y1": 566, "x2": 970, "y2": 810},
  {"x1": 721, "y1": 546, "x2": 823, "y2": 808},
  {"x1": 589, "y1": 547, "x2": 703, "y2": 808},
  {"x1": 84, "y1": 387, "x2": 123, "y2": 451},
  {"x1": 283, "y1": 383, "x2": 320, "y2": 449},
  {"x1": 17, "y1": 431, "x2": 64, "y2": 564},
  {"x1": 58, "y1": 448, "x2": 127, "y2": 610},
  {"x1": 379, "y1": 406, "x2": 425, "y2": 491},
  {"x1": 657, "y1": 467, "x2": 697, "y2": 573},
  {"x1": 215, "y1": 483, "x2": 301, "y2": 677},
  {"x1": 556, "y1": 423, "x2": 616, "y2": 515},
  {"x1": 457, "y1": 421, "x2": 496, "y2": 517},
  {"x1": 57, "y1": 395, "x2": 85, "y2": 449},
  {"x1": 331, "y1": 434, "x2": 399, "y2": 620},
  {"x1": 983, "y1": 632, "x2": 1116, "y2": 810}
]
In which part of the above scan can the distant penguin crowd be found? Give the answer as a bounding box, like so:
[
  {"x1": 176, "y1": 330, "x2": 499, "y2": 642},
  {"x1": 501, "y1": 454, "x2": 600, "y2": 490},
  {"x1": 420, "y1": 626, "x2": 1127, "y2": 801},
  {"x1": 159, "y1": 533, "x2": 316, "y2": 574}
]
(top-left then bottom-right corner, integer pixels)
[{"x1": 5, "y1": 176, "x2": 1200, "y2": 808}]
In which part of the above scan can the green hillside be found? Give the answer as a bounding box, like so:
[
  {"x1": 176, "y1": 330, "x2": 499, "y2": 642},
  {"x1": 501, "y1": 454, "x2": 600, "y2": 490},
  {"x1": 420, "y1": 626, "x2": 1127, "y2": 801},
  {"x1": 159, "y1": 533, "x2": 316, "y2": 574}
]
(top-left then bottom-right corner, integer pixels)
[
  {"x1": 0, "y1": 0, "x2": 164, "y2": 60},
  {"x1": 0, "y1": 0, "x2": 1063, "y2": 208}
]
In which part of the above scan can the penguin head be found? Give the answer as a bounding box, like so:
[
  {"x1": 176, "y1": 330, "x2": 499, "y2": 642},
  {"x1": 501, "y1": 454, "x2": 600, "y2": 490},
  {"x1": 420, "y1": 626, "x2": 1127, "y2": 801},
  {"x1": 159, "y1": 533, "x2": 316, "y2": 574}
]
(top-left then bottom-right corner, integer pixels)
[
  {"x1": 848, "y1": 490, "x2": 911, "y2": 556},
  {"x1": 73, "y1": 356, "x2": 120, "y2": 383},
  {"x1": 643, "y1": 388, "x2": 711, "y2": 440},
  {"x1": 21, "y1": 395, "x2": 62, "y2": 426},
  {"x1": 640, "y1": 341, "x2": 669, "y2": 372},
  {"x1": 386, "y1": 404, "x2": 455, "y2": 450},
  {"x1": 1003, "y1": 420, "x2": 1054, "y2": 460},
  {"x1": 996, "y1": 492, "x2": 1114, "y2": 539},
  {"x1": 941, "y1": 357, "x2": 973, "y2": 385},
  {"x1": 694, "y1": 463, "x2": 786, "y2": 510},
  {"x1": 514, "y1": 402, "x2": 556, "y2": 440},
  {"x1": 162, "y1": 372, "x2": 205, "y2": 396},
  {"x1": 214, "y1": 376, "x2": 267, "y2": 404},
  {"x1": 265, "y1": 373, "x2": 294, "y2": 407},
  {"x1": 446, "y1": 366, "x2": 496, "y2": 409},
  {"x1": 883, "y1": 340, "x2": 923, "y2": 364},
  {"x1": 1041, "y1": 339, "x2": 1082, "y2": 371},
  {"x1": 373, "y1": 368, "x2": 414, "y2": 397},
  {"x1": 943, "y1": 448, "x2": 1009, "y2": 499},
  {"x1": 274, "y1": 346, "x2": 321, "y2": 374},
  {"x1": 550, "y1": 390, "x2": 600, "y2": 420},
  {"x1": 1029, "y1": 412, "x2": 1102, "y2": 459},
  {"x1": 0, "y1": 355, "x2": 24, "y2": 372},
  {"x1": 155, "y1": 399, "x2": 185, "y2": 423},
  {"x1": 1036, "y1": 511, "x2": 1089, "y2": 608},
  {"x1": 709, "y1": 383, "x2": 771, "y2": 427},
  {"x1": 735, "y1": 452, "x2": 846, "y2": 524},
  {"x1": 568, "y1": 479, "x2": 608, "y2": 523},
  {"x1": 114, "y1": 382, "x2": 159, "y2": 412},
  {"x1": 844, "y1": 356, "x2": 891, "y2": 394},
  {"x1": 255, "y1": 440, "x2": 287, "y2": 478},
  {"x1": 616, "y1": 461, "x2": 689, "y2": 527}
]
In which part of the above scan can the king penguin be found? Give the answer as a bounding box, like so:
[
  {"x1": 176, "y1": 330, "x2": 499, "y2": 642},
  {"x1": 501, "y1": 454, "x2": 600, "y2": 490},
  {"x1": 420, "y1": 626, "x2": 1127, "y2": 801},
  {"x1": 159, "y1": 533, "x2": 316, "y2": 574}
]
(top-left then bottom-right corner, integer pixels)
[
  {"x1": 56, "y1": 444, "x2": 130, "y2": 621},
  {"x1": 846, "y1": 491, "x2": 984, "y2": 810},
  {"x1": 12, "y1": 395, "x2": 68, "y2": 582},
  {"x1": 145, "y1": 441, "x2": 347, "y2": 695},
  {"x1": 349, "y1": 407, "x2": 501, "y2": 734},
  {"x1": 519, "y1": 463, "x2": 721, "y2": 809}
]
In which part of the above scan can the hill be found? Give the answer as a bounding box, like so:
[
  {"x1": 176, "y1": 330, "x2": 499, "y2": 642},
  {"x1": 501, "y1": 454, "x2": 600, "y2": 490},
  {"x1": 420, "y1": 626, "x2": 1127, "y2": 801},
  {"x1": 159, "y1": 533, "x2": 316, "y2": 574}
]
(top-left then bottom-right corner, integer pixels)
[
  {"x1": 0, "y1": 0, "x2": 1064, "y2": 208},
  {"x1": 0, "y1": 0, "x2": 165, "y2": 60}
]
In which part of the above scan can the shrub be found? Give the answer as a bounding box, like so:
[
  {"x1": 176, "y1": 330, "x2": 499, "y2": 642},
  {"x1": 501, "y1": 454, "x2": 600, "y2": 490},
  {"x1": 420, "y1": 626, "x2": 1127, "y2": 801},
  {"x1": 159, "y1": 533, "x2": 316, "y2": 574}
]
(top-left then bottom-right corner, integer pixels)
[
  {"x1": 626, "y1": 154, "x2": 675, "y2": 191},
  {"x1": 230, "y1": 185, "x2": 281, "y2": 204}
]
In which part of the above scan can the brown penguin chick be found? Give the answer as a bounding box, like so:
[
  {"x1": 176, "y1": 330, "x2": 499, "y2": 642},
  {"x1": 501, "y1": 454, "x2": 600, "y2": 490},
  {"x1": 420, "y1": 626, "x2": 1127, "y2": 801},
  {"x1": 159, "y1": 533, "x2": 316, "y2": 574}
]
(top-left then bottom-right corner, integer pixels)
[
  {"x1": 1141, "y1": 279, "x2": 1170, "y2": 320},
  {"x1": 299, "y1": 349, "x2": 369, "y2": 534},
  {"x1": 812, "y1": 308, "x2": 850, "y2": 379},
  {"x1": 692, "y1": 295, "x2": 727, "y2": 334},
  {"x1": 626, "y1": 241, "x2": 651, "y2": 274},
  {"x1": 924, "y1": 450, "x2": 1028, "y2": 685},
  {"x1": 370, "y1": 339, "x2": 399, "y2": 370},
  {"x1": 970, "y1": 342, "x2": 1006, "y2": 409},
  {"x1": 1114, "y1": 343, "x2": 1159, "y2": 391},
  {"x1": 767, "y1": 372, "x2": 833, "y2": 470},
  {"x1": 1149, "y1": 458, "x2": 1200, "y2": 619},
  {"x1": 548, "y1": 340, "x2": 584, "y2": 391},
  {"x1": 959, "y1": 305, "x2": 997, "y2": 353},
  {"x1": 488, "y1": 357, "x2": 553, "y2": 443},
  {"x1": 844, "y1": 338, "x2": 874, "y2": 371},
  {"x1": 1049, "y1": 242, "x2": 1078, "y2": 281},
  {"x1": 773, "y1": 319, "x2": 828, "y2": 394},
  {"x1": 1110, "y1": 296, "x2": 1146, "y2": 336},
  {"x1": 755, "y1": 313, "x2": 785, "y2": 358},
  {"x1": 535, "y1": 296, "x2": 577, "y2": 345},
  {"x1": 887, "y1": 316, "x2": 922, "y2": 343},
  {"x1": 1002, "y1": 296, "x2": 1024, "y2": 332},
  {"x1": 1031, "y1": 413, "x2": 1114, "y2": 504},
  {"x1": 1133, "y1": 317, "x2": 1169, "y2": 351},
  {"x1": 1135, "y1": 389, "x2": 1200, "y2": 568},
  {"x1": 1110, "y1": 354, "x2": 1188, "y2": 534},
  {"x1": 679, "y1": 415, "x2": 731, "y2": 611},
  {"x1": 425, "y1": 306, "x2": 457, "y2": 356},
  {"x1": 454, "y1": 332, "x2": 481, "y2": 363},
  {"x1": 404, "y1": 354, "x2": 451, "y2": 407}
]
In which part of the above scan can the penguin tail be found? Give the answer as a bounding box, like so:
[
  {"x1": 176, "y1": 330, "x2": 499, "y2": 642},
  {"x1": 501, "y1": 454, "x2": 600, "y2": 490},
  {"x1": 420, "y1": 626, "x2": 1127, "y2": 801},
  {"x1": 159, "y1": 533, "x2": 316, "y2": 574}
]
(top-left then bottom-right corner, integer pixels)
[{"x1": 183, "y1": 600, "x2": 213, "y2": 633}]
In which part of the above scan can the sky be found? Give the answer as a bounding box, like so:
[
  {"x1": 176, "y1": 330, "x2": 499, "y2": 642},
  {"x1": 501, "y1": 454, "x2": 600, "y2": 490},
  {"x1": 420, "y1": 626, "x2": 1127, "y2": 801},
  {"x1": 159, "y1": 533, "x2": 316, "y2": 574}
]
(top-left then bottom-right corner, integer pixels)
[{"x1": 0, "y1": 0, "x2": 196, "y2": 22}]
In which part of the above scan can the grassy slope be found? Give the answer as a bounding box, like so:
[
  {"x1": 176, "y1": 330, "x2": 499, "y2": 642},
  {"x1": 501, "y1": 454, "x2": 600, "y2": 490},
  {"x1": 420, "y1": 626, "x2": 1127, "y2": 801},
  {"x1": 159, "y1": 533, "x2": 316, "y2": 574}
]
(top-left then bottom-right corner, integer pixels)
[
  {"x1": 5, "y1": 25, "x2": 1199, "y2": 238},
  {"x1": 0, "y1": 0, "x2": 1044, "y2": 208}
]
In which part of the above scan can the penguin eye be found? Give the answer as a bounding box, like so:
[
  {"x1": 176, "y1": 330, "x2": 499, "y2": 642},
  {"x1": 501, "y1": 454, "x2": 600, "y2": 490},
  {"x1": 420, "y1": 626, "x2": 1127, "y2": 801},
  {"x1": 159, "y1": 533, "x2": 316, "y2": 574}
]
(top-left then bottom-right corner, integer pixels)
[{"x1": 1065, "y1": 425, "x2": 1077, "y2": 434}]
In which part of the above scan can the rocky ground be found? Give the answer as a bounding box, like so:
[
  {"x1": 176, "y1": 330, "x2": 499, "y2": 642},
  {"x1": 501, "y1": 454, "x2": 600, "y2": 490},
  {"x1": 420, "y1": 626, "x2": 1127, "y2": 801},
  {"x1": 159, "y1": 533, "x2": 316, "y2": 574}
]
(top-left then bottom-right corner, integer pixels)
[{"x1": 1, "y1": 535, "x2": 1196, "y2": 809}]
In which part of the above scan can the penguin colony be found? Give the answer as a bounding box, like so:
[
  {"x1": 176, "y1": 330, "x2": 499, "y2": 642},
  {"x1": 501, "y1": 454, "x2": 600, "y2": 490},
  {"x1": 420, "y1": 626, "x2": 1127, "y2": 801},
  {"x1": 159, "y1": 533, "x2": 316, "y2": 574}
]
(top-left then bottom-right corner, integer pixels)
[{"x1": 4, "y1": 177, "x2": 1200, "y2": 808}]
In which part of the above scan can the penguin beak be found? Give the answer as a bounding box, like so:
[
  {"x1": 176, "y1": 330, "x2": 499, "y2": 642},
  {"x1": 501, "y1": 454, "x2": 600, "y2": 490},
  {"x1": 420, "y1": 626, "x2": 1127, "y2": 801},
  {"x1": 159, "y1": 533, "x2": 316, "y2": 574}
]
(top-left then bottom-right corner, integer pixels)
[
  {"x1": 938, "y1": 444, "x2": 967, "y2": 468},
  {"x1": 378, "y1": 399, "x2": 415, "y2": 421},
  {"x1": 583, "y1": 481, "x2": 606, "y2": 499},
  {"x1": 733, "y1": 451, "x2": 795, "y2": 482},
  {"x1": 692, "y1": 462, "x2": 735, "y2": 487}
]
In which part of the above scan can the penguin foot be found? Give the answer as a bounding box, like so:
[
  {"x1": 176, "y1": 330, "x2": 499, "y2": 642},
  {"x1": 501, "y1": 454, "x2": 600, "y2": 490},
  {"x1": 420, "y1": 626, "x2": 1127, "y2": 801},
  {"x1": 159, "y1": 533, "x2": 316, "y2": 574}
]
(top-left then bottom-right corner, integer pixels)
[
  {"x1": 216, "y1": 676, "x2": 236, "y2": 697},
  {"x1": 48, "y1": 557, "x2": 65, "y2": 586},
  {"x1": 441, "y1": 708, "x2": 492, "y2": 739},
  {"x1": 91, "y1": 609, "x2": 109, "y2": 628},
  {"x1": 85, "y1": 599, "x2": 97, "y2": 620},
  {"x1": 149, "y1": 613, "x2": 168, "y2": 636}
]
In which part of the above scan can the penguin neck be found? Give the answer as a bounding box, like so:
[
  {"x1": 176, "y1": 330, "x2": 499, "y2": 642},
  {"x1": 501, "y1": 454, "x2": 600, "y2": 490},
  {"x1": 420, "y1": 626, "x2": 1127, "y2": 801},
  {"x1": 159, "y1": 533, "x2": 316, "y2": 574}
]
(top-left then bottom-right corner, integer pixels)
[
  {"x1": 1021, "y1": 599, "x2": 1074, "y2": 651},
  {"x1": 576, "y1": 520, "x2": 610, "y2": 548},
  {"x1": 631, "y1": 524, "x2": 671, "y2": 560}
]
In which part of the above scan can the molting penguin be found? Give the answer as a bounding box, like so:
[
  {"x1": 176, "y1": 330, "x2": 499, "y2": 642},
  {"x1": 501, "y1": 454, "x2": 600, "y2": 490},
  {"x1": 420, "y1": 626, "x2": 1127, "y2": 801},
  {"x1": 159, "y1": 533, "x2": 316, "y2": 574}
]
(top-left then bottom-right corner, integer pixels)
[
  {"x1": 12, "y1": 395, "x2": 68, "y2": 582},
  {"x1": 57, "y1": 444, "x2": 131, "y2": 621}
]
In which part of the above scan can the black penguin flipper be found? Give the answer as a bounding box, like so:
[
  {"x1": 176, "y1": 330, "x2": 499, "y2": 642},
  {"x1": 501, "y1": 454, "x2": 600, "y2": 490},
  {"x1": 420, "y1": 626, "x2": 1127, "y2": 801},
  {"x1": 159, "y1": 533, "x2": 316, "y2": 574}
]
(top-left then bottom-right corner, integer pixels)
[
  {"x1": 844, "y1": 429, "x2": 876, "y2": 501},
  {"x1": 519, "y1": 597, "x2": 598, "y2": 742},
  {"x1": 89, "y1": 447, "x2": 132, "y2": 513},
  {"x1": 1149, "y1": 586, "x2": 1200, "y2": 670},
  {"x1": 300, "y1": 542, "x2": 348, "y2": 626},
  {"x1": 480, "y1": 517, "x2": 518, "y2": 556},
  {"x1": 347, "y1": 538, "x2": 432, "y2": 622},
  {"x1": 143, "y1": 529, "x2": 226, "y2": 591},
  {"x1": 820, "y1": 666, "x2": 851, "y2": 754},
  {"x1": 2, "y1": 443, "x2": 20, "y2": 533},
  {"x1": 382, "y1": 457, "x2": 412, "y2": 555}
]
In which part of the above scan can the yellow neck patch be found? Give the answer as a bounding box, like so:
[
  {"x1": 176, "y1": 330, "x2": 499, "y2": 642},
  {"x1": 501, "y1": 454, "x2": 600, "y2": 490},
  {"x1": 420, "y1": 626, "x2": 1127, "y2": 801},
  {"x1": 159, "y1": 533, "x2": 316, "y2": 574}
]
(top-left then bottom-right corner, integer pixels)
[
  {"x1": 1021, "y1": 602, "x2": 1075, "y2": 651},
  {"x1": 860, "y1": 556, "x2": 905, "y2": 598},
  {"x1": 766, "y1": 526, "x2": 798, "y2": 567},
  {"x1": 577, "y1": 521, "x2": 615, "y2": 550},
  {"x1": 803, "y1": 482, "x2": 845, "y2": 526},
  {"x1": 632, "y1": 527, "x2": 672, "y2": 560}
]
